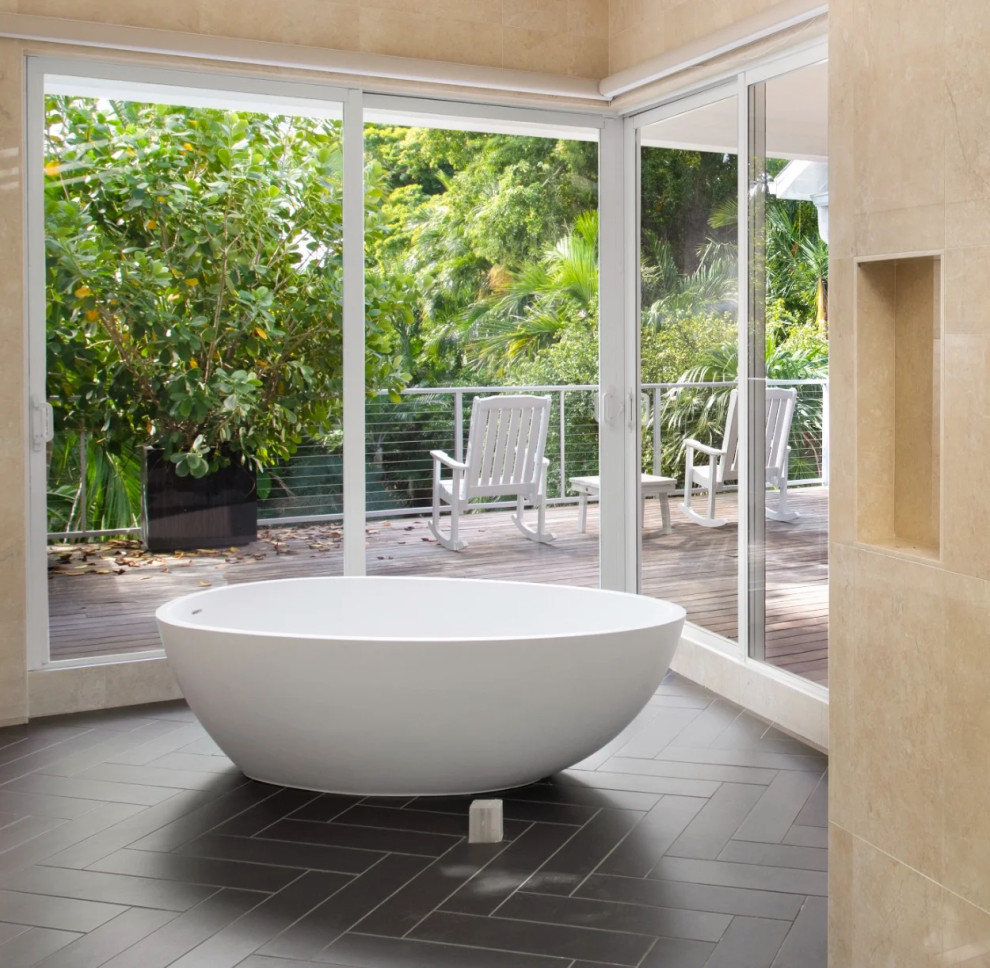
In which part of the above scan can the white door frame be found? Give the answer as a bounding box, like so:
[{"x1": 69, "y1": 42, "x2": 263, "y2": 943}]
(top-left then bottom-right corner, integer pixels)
[{"x1": 25, "y1": 57, "x2": 351, "y2": 669}]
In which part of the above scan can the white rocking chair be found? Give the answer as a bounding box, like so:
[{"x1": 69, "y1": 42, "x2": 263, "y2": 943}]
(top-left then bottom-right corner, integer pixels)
[
  {"x1": 429, "y1": 394, "x2": 557, "y2": 552},
  {"x1": 682, "y1": 386, "x2": 800, "y2": 528}
]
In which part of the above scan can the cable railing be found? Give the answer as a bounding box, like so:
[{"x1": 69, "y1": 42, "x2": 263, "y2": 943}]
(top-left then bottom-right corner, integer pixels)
[
  {"x1": 257, "y1": 379, "x2": 828, "y2": 526},
  {"x1": 47, "y1": 379, "x2": 828, "y2": 537}
]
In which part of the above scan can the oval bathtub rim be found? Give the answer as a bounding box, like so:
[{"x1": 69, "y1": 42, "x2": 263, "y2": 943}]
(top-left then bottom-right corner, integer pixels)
[{"x1": 155, "y1": 575, "x2": 687, "y2": 644}]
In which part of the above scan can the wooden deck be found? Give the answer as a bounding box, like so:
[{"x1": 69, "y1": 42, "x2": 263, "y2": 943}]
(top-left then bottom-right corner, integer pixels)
[{"x1": 47, "y1": 487, "x2": 829, "y2": 685}]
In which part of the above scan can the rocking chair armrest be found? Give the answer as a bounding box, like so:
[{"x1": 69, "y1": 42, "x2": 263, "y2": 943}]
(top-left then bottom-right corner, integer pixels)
[
  {"x1": 683, "y1": 438, "x2": 725, "y2": 459},
  {"x1": 430, "y1": 449, "x2": 468, "y2": 471}
]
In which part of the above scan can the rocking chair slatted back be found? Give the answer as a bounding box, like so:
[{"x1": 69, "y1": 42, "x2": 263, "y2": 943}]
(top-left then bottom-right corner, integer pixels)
[
  {"x1": 682, "y1": 385, "x2": 799, "y2": 528},
  {"x1": 467, "y1": 395, "x2": 550, "y2": 498},
  {"x1": 720, "y1": 386, "x2": 797, "y2": 485},
  {"x1": 429, "y1": 393, "x2": 556, "y2": 551},
  {"x1": 764, "y1": 389, "x2": 795, "y2": 485}
]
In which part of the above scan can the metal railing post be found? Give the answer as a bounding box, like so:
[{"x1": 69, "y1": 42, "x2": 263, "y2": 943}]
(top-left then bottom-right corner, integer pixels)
[
  {"x1": 79, "y1": 430, "x2": 88, "y2": 538},
  {"x1": 454, "y1": 390, "x2": 464, "y2": 464},
  {"x1": 653, "y1": 388, "x2": 661, "y2": 476},
  {"x1": 559, "y1": 389, "x2": 566, "y2": 497},
  {"x1": 822, "y1": 382, "x2": 829, "y2": 486}
]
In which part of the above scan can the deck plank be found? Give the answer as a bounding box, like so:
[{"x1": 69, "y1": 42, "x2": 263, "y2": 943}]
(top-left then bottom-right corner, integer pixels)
[{"x1": 47, "y1": 488, "x2": 829, "y2": 685}]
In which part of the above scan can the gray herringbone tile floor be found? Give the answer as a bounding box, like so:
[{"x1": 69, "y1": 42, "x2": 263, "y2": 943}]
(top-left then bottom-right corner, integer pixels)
[{"x1": 0, "y1": 673, "x2": 827, "y2": 967}]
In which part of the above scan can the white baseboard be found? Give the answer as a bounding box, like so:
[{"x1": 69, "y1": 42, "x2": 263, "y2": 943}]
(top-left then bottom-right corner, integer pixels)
[
  {"x1": 28, "y1": 656, "x2": 182, "y2": 718},
  {"x1": 671, "y1": 633, "x2": 828, "y2": 751}
]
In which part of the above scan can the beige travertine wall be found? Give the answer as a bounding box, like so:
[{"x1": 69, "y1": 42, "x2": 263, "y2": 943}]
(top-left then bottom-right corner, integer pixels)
[
  {"x1": 16, "y1": 0, "x2": 610, "y2": 78},
  {"x1": 609, "y1": 0, "x2": 792, "y2": 74},
  {"x1": 829, "y1": 0, "x2": 990, "y2": 961}
]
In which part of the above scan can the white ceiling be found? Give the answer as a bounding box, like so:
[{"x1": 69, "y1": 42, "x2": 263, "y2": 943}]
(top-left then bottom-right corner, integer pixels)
[{"x1": 639, "y1": 60, "x2": 828, "y2": 162}]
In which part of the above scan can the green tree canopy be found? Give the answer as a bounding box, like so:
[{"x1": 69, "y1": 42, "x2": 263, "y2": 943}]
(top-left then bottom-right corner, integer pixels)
[{"x1": 46, "y1": 97, "x2": 410, "y2": 477}]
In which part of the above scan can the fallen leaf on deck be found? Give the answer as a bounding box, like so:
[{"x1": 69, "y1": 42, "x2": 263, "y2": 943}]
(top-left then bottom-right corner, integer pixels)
[{"x1": 198, "y1": 581, "x2": 211, "y2": 587}]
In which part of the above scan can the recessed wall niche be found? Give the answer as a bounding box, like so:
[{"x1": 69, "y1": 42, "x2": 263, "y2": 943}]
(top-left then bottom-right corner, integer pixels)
[{"x1": 855, "y1": 254, "x2": 942, "y2": 557}]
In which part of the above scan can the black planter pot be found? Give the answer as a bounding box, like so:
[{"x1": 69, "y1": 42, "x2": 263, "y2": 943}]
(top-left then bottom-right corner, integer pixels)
[{"x1": 142, "y1": 448, "x2": 258, "y2": 552}]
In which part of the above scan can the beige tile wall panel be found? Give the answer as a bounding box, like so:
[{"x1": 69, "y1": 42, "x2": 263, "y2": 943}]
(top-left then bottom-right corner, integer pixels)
[
  {"x1": 941, "y1": 333, "x2": 990, "y2": 580},
  {"x1": 502, "y1": 26, "x2": 608, "y2": 79},
  {"x1": 14, "y1": 0, "x2": 613, "y2": 78},
  {"x1": 944, "y1": 0, "x2": 990, "y2": 209},
  {"x1": 0, "y1": 37, "x2": 25, "y2": 726},
  {"x1": 847, "y1": 837, "x2": 944, "y2": 967},
  {"x1": 852, "y1": 260, "x2": 896, "y2": 546},
  {"x1": 847, "y1": 548, "x2": 946, "y2": 880},
  {"x1": 358, "y1": 6, "x2": 503, "y2": 68},
  {"x1": 854, "y1": 206, "x2": 945, "y2": 260},
  {"x1": 826, "y1": 258, "x2": 855, "y2": 545},
  {"x1": 503, "y1": 0, "x2": 568, "y2": 33},
  {"x1": 827, "y1": 825, "x2": 854, "y2": 967},
  {"x1": 832, "y1": 829, "x2": 990, "y2": 967},
  {"x1": 198, "y1": 1, "x2": 361, "y2": 51},
  {"x1": 891, "y1": 258, "x2": 939, "y2": 550},
  {"x1": 943, "y1": 247, "x2": 990, "y2": 335},
  {"x1": 21, "y1": 0, "x2": 201, "y2": 32},
  {"x1": 608, "y1": 0, "x2": 796, "y2": 74},
  {"x1": 831, "y1": 0, "x2": 990, "y2": 957},
  {"x1": 823, "y1": 543, "x2": 853, "y2": 828},
  {"x1": 940, "y1": 572, "x2": 990, "y2": 914},
  {"x1": 567, "y1": 0, "x2": 608, "y2": 38}
]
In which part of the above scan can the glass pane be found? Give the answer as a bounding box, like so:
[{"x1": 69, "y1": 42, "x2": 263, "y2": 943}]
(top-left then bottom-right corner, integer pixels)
[
  {"x1": 44, "y1": 90, "x2": 345, "y2": 661},
  {"x1": 362, "y1": 120, "x2": 599, "y2": 584},
  {"x1": 638, "y1": 95, "x2": 740, "y2": 641},
  {"x1": 759, "y1": 61, "x2": 829, "y2": 685}
]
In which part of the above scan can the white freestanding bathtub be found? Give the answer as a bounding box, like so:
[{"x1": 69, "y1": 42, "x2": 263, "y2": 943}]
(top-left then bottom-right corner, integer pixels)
[{"x1": 156, "y1": 577, "x2": 685, "y2": 796}]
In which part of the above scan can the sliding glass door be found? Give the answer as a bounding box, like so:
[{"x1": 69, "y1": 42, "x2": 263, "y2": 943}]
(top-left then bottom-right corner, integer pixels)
[
  {"x1": 29, "y1": 62, "x2": 352, "y2": 666},
  {"x1": 630, "y1": 47, "x2": 829, "y2": 686},
  {"x1": 748, "y1": 58, "x2": 830, "y2": 684},
  {"x1": 636, "y1": 91, "x2": 740, "y2": 642},
  {"x1": 358, "y1": 98, "x2": 602, "y2": 586}
]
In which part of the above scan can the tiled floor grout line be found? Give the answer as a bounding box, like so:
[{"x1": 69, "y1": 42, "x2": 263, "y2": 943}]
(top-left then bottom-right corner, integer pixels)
[
  {"x1": 486, "y1": 808, "x2": 605, "y2": 919},
  {"x1": 345, "y1": 927, "x2": 589, "y2": 964},
  {"x1": 351, "y1": 834, "x2": 487, "y2": 941},
  {"x1": 252, "y1": 859, "x2": 377, "y2": 956},
  {"x1": 309, "y1": 844, "x2": 476, "y2": 955},
  {"x1": 220, "y1": 789, "x2": 325, "y2": 841},
  {"x1": 403, "y1": 824, "x2": 535, "y2": 934},
  {"x1": 635, "y1": 934, "x2": 663, "y2": 968}
]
